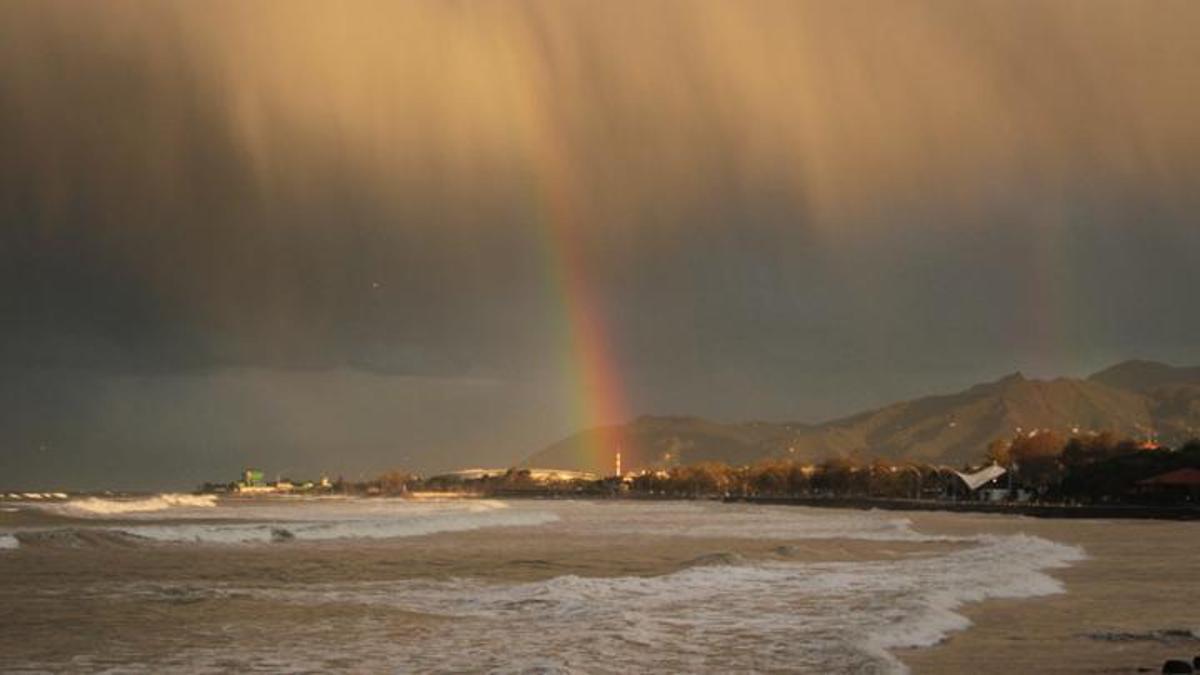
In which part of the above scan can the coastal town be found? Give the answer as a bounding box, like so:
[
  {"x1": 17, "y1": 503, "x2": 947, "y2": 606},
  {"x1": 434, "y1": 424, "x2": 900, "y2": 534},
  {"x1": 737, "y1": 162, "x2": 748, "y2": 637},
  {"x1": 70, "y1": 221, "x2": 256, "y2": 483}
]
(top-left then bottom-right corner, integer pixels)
[{"x1": 202, "y1": 432, "x2": 1200, "y2": 517}]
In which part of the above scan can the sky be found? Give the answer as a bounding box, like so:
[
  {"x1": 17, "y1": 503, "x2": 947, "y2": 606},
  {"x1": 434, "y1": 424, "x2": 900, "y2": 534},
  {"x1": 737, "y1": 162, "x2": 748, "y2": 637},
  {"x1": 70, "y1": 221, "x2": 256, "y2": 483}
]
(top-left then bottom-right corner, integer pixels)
[{"x1": 2, "y1": 1, "x2": 1200, "y2": 489}]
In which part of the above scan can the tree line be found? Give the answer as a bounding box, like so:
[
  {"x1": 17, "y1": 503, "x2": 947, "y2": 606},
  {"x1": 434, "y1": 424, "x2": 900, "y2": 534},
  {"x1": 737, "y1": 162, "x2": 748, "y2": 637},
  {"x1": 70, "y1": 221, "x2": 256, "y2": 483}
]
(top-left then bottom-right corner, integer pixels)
[{"x1": 337, "y1": 434, "x2": 1200, "y2": 504}]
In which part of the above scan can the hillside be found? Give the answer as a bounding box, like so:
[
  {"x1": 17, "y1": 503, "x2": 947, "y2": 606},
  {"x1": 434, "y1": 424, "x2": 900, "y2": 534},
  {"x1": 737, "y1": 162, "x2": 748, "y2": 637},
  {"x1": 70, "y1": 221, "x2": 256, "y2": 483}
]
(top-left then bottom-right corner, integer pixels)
[
  {"x1": 1089, "y1": 360, "x2": 1200, "y2": 393},
  {"x1": 526, "y1": 416, "x2": 807, "y2": 474},
  {"x1": 524, "y1": 360, "x2": 1200, "y2": 473}
]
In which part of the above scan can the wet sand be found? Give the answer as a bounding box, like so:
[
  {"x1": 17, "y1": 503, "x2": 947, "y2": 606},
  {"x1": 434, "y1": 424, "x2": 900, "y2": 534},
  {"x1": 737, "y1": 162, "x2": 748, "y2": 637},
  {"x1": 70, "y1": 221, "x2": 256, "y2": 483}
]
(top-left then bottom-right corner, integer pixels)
[
  {"x1": 0, "y1": 520, "x2": 965, "y2": 672},
  {"x1": 899, "y1": 513, "x2": 1200, "y2": 674}
]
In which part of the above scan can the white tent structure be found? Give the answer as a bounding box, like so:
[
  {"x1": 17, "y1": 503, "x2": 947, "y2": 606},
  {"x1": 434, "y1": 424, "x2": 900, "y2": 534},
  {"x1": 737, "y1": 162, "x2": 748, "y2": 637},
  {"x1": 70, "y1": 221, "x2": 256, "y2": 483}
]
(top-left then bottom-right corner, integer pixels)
[{"x1": 952, "y1": 463, "x2": 1007, "y2": 491}]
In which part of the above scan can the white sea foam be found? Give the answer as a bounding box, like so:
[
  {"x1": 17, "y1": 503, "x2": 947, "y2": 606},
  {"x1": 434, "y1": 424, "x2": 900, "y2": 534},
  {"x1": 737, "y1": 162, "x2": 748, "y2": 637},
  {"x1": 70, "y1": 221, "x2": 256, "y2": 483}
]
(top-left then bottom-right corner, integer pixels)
[
  {"x1": 153, "y1": 510, "x2": 1081, "y2": 674},
  {"x1": 0, "y1": 534, "x2": 18, "y2": 550},
  {"x1": 453, "y1": 533, "x2": 1076, "y2": 670},
  {"x1": 26, "y1": 495, "x2": 559, "y2": 542},
  {"x1": 46, "y1": 493, "x2": 218, "y2": 516},
  {"x1": 5, "y1": 500, "x2": 1087, "y2": 673}
]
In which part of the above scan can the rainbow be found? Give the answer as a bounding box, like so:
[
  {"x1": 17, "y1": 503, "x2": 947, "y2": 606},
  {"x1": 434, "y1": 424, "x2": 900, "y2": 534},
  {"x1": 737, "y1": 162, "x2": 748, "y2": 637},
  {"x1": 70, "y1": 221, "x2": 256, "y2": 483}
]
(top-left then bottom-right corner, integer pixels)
[{"x1": 526, "y1": 102, "x2": 629, "y2": 475}]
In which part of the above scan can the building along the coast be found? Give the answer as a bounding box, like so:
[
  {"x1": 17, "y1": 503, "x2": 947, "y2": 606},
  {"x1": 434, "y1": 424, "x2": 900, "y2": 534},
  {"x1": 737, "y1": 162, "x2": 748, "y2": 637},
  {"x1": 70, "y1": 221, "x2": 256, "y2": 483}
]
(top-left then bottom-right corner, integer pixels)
[
  {"x1": 1136, "y1": 468, "x2": 1200, "y2": 501},
  {"x1": 946, "y1": 463, "x2": 1031, "y2": 502},
  {"x1": 221, "y1": 468, "x2": 331, "y2": 495}
]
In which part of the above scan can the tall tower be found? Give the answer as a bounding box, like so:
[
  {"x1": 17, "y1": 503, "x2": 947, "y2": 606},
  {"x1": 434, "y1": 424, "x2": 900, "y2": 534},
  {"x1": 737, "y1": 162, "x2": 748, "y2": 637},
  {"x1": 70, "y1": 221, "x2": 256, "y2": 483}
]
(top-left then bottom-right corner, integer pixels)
[{"x1": 615, "y1": 450, "x2": 622, "y2": 477}]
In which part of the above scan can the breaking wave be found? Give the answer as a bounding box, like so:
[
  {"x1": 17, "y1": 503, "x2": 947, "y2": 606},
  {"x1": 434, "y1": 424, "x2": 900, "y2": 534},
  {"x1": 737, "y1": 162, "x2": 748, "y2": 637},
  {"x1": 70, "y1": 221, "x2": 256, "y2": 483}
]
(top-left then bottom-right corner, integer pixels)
[
  {"x1": 182, "y1": 529, "x2": 1083, "y2": 673},
  {"x1": 1, "y1": 499, "x2": 1089, "y2": 673},
  {"x1": 470, "y1": 533, "x2": 1080, "y2": 673},
  {"x1": 861, "y1": 533, "x2": 1085, "y2": 668},
  {"x1": 2, "y1": 492, "x2": 69, "y2": 501},
  {"x1": 7, "y1": 497, "x2": 560, "y2": 545},
  {"x1": 41, "y1": 493, "x2": 218, "y2": 517}
]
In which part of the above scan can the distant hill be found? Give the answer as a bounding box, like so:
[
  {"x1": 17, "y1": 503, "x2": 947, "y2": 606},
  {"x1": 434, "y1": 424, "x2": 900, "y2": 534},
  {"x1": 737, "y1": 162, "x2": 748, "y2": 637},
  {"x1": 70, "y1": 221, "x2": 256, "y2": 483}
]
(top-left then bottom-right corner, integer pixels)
[
  {"x1": 524, "y1": 360, "x2": 1200, "y2": 473},
  {"x1": 1088, "y1": 359, "x2": 1200, "y2": 393},
  {"x1": 525, "y1": 416, "x2": 810, "y2": 473}
]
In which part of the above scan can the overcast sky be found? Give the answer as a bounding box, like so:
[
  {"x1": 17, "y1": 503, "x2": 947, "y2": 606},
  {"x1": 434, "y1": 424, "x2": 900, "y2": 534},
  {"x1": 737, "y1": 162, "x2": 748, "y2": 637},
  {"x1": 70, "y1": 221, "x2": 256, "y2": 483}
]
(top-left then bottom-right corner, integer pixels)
[{"x1": 2, "y1": 1, "x2": 1199, "y2": 489}]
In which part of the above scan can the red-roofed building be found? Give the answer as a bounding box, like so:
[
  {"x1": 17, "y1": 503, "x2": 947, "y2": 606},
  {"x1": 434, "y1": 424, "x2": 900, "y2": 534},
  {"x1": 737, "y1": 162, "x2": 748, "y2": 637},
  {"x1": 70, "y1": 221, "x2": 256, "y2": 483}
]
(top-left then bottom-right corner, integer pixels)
[{"x1": 1136, "y1": 468, "x2": 1200, "y2": 501}]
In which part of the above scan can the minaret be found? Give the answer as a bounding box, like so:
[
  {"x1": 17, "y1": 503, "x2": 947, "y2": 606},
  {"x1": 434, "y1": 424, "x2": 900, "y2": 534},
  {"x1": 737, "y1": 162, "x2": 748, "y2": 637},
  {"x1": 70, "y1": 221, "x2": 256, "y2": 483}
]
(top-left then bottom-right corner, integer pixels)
[{"x1": 615, "y1": 450, "x2": 622, "y2": 477}]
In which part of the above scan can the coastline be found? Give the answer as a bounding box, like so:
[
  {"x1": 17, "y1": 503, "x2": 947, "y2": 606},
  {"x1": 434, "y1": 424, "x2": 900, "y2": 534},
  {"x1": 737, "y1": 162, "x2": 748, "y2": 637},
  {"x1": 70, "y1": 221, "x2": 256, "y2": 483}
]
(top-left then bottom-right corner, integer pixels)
[
  {"x1": 896, "y1": 511, "x2": 1200, "y2": 674},
  {"x1": 472, "y1": 490, "x2": 1200, "y2": 521},
  {"x1": 480, "y1": 496, "x2": 1200, "y2": 670},
  {"x1": 723, "y1": 495, "x2": 1200, "y2": 521},
  {"x1": 4, "y1": 495, "x2": 1197, "y2": 672}
]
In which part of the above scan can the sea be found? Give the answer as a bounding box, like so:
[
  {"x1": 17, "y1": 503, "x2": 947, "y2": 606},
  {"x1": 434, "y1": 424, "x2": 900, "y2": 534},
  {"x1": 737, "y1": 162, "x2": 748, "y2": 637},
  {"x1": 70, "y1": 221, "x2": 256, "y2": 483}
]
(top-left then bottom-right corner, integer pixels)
[{"x1": 0, "y1": 494, "x2": 1085, "y2": 674}]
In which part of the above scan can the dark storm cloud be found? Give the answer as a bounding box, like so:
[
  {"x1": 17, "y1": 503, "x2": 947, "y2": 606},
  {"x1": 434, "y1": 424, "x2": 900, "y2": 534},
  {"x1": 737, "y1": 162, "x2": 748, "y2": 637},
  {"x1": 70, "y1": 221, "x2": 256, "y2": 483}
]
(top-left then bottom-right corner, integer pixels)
[{"x1": 2, "y1": 1, "x2": 1199, "y2": 486}]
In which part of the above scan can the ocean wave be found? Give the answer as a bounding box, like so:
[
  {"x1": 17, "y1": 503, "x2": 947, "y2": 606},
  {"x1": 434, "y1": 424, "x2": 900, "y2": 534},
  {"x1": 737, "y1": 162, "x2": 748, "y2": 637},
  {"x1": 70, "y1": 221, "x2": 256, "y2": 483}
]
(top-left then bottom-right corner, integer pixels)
[
  {"x1": 41, "y1": 493, "x2": 218, "y2": 517},
  {"x1": 14, "y1": 496, "x2": 556, "y2": 544},
  {"x1": 850, "y1": 533, "x2": 1085, "y2": 670},
  {"x1": 13, "y1": 528, "x2": 150, "y2": 549},
  {"x1": 585, "y1": 501, "x2": 959, "y2": 543},
  {"x1": 223, "y1": 530, "x2": 1082, "y2": 673},
  {"x1": 23, "y1": 500, "x2": 1087, "y2": 673},
  {"x1": 128, "y1": 507, "x2": 559, "y2": 544}
]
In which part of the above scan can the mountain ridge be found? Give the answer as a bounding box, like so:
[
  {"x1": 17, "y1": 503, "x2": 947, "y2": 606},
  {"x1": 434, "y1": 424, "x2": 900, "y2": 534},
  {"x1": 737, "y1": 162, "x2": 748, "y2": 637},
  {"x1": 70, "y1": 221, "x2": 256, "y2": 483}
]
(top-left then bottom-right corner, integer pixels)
[{"x1": 524, "y1": 360, "x2": 1200, "y2": 472}]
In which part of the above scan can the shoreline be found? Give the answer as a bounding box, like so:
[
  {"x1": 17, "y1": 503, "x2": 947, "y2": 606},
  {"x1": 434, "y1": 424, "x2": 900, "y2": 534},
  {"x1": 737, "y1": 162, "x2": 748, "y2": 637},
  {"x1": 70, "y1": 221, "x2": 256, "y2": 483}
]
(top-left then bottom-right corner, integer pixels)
[
  {"x1": 13, "y1": 489, "x2": 1200, "y2": 522},
  {"x1": 894, "y1": 510, "x2": 1200, "y2": 674},
  {"x1": 722, "y1": 495, "x2": 1200, "y2": 521},
  {"x1": 469, "y1": 490, "x2": 1200, "y2": 521},
  {"x1": 4, "y1": 496, "x2": 1198, "y2": 671}
]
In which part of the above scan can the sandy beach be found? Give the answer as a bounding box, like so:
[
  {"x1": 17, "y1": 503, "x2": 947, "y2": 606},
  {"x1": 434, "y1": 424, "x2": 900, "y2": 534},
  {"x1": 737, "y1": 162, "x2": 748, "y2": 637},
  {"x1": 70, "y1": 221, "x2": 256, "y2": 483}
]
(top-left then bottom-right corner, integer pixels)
[
  {"x1": 1, "y1": 498, "x2": 1197, "y2": 673},
  {"x1": 899, "y1": 513, "x2": 1200, "y2": 674}
]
